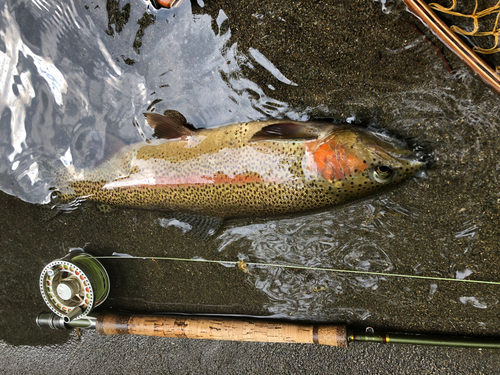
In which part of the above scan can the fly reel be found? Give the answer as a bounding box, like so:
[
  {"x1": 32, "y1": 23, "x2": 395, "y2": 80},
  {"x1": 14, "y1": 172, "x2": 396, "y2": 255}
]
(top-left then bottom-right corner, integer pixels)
[{"x1": 39, "y1": 249, "x2": 110, "y2": 322}]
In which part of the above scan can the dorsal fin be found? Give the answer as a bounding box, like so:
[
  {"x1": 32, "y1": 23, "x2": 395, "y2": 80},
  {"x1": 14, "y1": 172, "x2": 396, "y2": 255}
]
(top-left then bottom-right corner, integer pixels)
[
  {"x1": 250, "y1": 122, "x2": 319, "y2": 142},
  {"x1": 144, "y1": 112, "x2": 195, "y2": 140}
]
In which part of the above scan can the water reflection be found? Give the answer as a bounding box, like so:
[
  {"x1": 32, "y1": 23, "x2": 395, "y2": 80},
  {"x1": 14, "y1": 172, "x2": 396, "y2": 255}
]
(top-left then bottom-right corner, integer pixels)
[
  {"x1": 216, "y1": 197, "x2": 418, "y2": 318},
  {"x1": 459, "y1": 296, "x2": 489, "y2": 309},
  {"x1": 0, "y1": 0, "x2": 302, "y2": 204}
]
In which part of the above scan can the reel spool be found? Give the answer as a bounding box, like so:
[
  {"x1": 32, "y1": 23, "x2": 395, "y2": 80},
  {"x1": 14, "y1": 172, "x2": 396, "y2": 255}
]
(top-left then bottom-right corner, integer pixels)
[{"x1": 39, "y1": 249, "x2": 110, "y2": 322}]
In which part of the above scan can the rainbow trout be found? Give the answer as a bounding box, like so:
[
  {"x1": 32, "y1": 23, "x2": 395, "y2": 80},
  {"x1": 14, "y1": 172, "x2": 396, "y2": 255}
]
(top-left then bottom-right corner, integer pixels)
[{"x1": 53, "y1": 113, "x2": 424, "y2": 221}]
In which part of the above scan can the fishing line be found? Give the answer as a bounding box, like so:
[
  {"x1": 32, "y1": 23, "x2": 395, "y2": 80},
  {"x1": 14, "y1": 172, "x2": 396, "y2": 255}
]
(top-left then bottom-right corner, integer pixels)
[
  {"x1": 94, "y1": 255, "x2": 500, "y2": 286},
  {"x1": 71, "y1": 254, "x2": 110, "y2": 305}
]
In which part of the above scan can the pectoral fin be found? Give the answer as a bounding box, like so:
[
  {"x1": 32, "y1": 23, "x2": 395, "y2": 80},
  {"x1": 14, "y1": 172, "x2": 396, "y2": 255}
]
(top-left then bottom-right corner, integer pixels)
[{"x1": 250, "y1": 122, "x2": 319, "y2": 142}]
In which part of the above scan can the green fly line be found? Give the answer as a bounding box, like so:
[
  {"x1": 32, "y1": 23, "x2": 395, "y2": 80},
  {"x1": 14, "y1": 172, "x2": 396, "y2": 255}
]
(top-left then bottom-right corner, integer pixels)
[
  {"x1": 71, "y1": 254, "x2": 110, "y2": 305},
  {"x1": 94, "y1": 255, "x2": 500, "y2": 286}
]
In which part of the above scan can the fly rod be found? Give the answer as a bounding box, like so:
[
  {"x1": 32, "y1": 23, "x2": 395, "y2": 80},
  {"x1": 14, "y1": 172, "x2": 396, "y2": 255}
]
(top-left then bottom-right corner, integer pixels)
[
  {"x1": 37, "y1": 249, "x2": 500, "y2": 349},
  {"x1": 36, "y1": 311, "x2": 500, "y2": 349}
]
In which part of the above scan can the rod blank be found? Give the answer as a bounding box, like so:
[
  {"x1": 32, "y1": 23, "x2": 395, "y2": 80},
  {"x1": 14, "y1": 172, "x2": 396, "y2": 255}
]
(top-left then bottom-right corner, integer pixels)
[{"x1": 350, "y1": 330, "x2": 500, "y2": 349}]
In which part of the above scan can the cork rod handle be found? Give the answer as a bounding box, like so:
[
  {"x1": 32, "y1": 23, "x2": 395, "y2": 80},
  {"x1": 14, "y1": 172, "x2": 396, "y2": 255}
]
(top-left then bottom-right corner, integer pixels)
[{"x1": 96, "y1": 313, "x2": 348, "y2": 347}]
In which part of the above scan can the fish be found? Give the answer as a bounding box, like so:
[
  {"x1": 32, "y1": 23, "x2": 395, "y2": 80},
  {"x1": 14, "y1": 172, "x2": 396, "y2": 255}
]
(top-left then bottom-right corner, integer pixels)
[{"x1": 51, "y1": 112, "x2": 424, "y2": 230}]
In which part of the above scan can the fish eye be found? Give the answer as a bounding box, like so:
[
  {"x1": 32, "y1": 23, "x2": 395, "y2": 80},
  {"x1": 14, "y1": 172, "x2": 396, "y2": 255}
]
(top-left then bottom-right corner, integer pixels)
[{"x1": 371, "y1": 165, "x2": 394, "y2": 184}]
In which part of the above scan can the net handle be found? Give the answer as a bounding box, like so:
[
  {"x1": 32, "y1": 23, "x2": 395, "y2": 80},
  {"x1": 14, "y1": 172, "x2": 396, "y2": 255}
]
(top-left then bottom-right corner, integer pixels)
[{"x1": 404, "y1": 0, "x2": 500, "y2": 94}]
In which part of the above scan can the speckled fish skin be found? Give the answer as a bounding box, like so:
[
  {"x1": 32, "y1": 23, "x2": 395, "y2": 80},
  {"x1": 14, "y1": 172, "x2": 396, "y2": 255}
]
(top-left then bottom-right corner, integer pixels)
[{"x1": 53, "y1": 116, "x2": 424, "y2": 218}]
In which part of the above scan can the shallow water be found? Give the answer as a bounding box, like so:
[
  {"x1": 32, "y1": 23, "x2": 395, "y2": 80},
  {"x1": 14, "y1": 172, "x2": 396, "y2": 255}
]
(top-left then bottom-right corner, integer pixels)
[{"x1": 1, "y1": 0, "x2": 500, "y2": 346}]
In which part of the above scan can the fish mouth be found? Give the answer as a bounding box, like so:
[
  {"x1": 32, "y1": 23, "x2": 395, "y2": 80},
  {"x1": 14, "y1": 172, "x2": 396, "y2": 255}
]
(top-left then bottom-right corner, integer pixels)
[
  {"x1": 366, "y1": 130, "x2": 427, "y2": 167},
  {"x1": 397, "y1": 152, "x2": 427, "y2": 174},
  {"x1": 406, "y1": 157, "x2": 426, "y2": 170},
  {"x1": 368, "y1": 144, "x2": 426, "y2": 173},
  {"x1": 405, "y1": 145, "x2": 428, "y2": 170},
  {"x1": 370, "y1": 135, "x2": 427, "y2": 170},
  {"x1": 366, "y1": 143, "x2": 425, "y2": 166}
]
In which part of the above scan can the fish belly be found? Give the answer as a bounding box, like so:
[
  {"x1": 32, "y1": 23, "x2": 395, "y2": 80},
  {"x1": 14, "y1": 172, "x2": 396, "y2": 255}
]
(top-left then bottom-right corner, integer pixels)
[{"x1": 85, "y1": 180, "x2": 337, "y2": 218}]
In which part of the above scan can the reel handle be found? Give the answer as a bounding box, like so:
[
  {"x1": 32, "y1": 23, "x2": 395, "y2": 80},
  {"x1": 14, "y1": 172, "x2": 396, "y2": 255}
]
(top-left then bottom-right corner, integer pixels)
[{"x1": 96, "y1": 313, "x2": 348, "y2": 347}]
